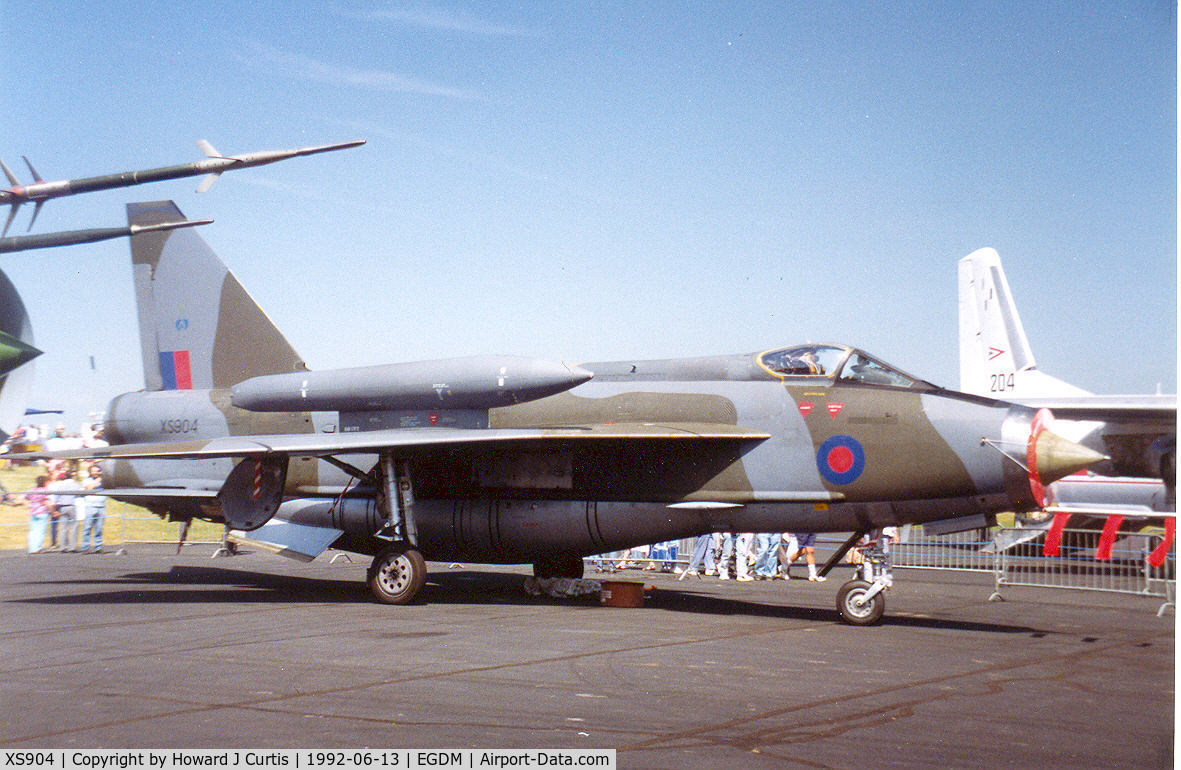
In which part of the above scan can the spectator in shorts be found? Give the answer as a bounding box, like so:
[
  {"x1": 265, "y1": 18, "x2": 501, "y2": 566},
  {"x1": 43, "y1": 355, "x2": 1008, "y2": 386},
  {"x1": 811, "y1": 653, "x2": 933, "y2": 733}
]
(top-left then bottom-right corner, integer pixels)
[{"x1": 787, "y1": 531, "x2": 826, "y2": 581}]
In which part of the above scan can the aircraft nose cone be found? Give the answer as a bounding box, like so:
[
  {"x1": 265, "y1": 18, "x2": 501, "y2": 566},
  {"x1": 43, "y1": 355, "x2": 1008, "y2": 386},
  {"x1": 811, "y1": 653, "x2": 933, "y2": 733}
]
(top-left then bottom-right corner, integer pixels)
[{"x1": 1030, "y1": 428, "x2": 1107, "y2": 486}]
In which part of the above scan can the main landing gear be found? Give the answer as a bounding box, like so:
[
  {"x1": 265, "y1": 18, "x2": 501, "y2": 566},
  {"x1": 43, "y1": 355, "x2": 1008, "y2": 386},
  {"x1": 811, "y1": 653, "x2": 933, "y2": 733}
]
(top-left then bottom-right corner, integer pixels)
[
  {"x1": 364, "y1": 453, "x2": 428, "y2": 605},
  {"x1": 368, "y1": 544, "x2": 427, "y2": 604},
  {"x1": 819, "y1": 529, "x2": 894, "y2": 626}
]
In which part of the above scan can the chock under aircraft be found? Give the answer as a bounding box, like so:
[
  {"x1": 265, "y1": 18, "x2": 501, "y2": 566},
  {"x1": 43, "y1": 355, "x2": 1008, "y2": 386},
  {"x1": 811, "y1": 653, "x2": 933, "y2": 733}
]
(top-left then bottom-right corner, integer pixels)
[{"x1": 21, "y1": 202, "x2": 1106, "y2": 624}]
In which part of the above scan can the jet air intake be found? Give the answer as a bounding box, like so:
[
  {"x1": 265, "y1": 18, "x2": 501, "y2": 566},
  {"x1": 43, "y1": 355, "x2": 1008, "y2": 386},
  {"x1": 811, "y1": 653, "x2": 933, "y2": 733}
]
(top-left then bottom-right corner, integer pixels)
[
  {"x1": 992, "y1": 405, "x2": 1108, "y2": 512},
  {"x1": 1025, "y1": 408, "x2": 1107, "y2": 506},
  {"x1": 231, "y1": 355, "x2": 593, "y2": 413}
]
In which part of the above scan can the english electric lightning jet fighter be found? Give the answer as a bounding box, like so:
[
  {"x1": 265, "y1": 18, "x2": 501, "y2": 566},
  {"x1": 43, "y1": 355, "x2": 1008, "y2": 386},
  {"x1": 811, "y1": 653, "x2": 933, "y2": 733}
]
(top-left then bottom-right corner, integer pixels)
[
  {"x1": 21, "y1": 203, "x2": 1105, "y2": 624},
  {"x1": 958, "y1": 247, "x2": 1176, "y2": 508}
]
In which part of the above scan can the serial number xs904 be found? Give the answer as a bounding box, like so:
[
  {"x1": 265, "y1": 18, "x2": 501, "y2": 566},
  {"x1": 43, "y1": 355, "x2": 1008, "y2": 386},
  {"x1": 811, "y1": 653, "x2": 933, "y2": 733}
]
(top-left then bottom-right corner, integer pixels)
[
  {"x1": 160, "y1": 418, "x2": 199, "y2": 434},
  {"x1": 5, "y1": 755, "x2": 55, "y2": 767}
]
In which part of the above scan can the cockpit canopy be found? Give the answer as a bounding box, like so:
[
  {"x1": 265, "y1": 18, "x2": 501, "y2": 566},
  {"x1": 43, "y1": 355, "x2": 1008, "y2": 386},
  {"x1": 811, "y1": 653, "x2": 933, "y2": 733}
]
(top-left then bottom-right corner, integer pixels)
[{"x1": 758, "y1": 344, "x2": 929, "y2": 389}]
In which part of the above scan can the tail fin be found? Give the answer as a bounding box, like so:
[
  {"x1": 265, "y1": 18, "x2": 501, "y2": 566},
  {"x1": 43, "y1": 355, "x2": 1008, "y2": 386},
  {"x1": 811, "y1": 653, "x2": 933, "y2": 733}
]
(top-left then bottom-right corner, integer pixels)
[
  {"x1": 957, "y1": 247, "x2": 1088, "y2": 398},
  {"x1": 127, "y1": 201, "x2": 306, "y2": 391}
]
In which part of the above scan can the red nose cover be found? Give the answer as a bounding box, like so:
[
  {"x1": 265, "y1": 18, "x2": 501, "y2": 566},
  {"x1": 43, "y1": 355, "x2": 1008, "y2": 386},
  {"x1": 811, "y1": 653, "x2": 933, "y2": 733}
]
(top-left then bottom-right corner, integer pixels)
[{"x1": 1026, "y1": 408, "x2": 1054, "y2": 507}]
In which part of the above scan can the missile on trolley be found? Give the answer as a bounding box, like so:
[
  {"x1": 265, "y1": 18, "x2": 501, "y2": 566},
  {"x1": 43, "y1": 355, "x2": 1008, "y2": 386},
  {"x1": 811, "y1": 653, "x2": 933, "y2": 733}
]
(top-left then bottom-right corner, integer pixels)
[
  {"x1": 0, "y1": 139, "x2": 365, "y2": 235},
  {"x1": 0, "y1": 219, "x2": 211, "y2": 254}
]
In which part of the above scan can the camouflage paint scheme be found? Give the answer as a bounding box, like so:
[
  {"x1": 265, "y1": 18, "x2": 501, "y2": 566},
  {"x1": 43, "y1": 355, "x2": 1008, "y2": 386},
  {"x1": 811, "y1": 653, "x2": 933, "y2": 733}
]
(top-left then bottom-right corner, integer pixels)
[{"x1": 28, "y1": 202, "x2": 1103, "y2": 574}]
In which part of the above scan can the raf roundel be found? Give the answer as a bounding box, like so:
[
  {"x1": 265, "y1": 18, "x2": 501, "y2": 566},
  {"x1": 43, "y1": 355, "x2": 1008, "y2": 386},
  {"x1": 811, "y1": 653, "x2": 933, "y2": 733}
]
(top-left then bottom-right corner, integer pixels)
[{"x1": 816, "y1": 434, "x2": 866, "y2": 485}]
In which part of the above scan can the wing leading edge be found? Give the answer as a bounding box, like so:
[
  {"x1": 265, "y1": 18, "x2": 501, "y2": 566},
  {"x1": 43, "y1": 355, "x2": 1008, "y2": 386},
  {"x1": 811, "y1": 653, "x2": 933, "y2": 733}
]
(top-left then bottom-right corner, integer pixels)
[
  {"x1": 12, "y1": 423, "x2": 791, "y2": 509},
  {"x1": 10, "y1": 422, "x2": 771, "y2": 462},
  {"x1": 1007, "y1": 395, "x2": 1175, "y2": 424}
]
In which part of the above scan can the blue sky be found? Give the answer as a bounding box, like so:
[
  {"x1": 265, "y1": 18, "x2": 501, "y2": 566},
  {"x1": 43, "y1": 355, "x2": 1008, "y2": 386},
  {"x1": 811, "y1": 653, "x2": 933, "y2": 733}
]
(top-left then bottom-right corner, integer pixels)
[{"x1": 0, "y1": 1, "x2": 1175, "y2": 429}]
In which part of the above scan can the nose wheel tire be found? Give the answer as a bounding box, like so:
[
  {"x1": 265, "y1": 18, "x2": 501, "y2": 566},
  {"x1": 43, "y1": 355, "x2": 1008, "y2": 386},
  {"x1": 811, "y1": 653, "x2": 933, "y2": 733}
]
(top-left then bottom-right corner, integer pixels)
[
  {"x1": 367, "y1": 545, "x2": 427, "y2": 605},
  {"x1": 837, "y1": 579, "x2": 885, "y2": 626}
]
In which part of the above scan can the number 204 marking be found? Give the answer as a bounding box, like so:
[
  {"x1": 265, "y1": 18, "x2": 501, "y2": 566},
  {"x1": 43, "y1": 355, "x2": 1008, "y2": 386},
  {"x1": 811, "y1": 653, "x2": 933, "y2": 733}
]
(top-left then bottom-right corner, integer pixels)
[{"x1": 990, "y1": 373, "x2": 1015, "y2": 392}]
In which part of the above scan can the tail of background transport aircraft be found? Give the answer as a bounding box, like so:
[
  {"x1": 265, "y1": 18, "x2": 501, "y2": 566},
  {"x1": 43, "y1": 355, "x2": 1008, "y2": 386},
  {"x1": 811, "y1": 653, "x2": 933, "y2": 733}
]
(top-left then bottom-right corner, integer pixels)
[
  {"x1": 127, "y1": 201, "x2": 306, "y2": 391},
  {"x1": 957, "y1": 247, "x2": 1090, "y2": 399}
]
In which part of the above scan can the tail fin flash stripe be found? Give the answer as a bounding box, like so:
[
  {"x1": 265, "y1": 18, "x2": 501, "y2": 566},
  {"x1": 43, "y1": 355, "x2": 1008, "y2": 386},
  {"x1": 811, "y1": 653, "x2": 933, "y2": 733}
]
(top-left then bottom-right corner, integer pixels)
[
  {"x1": 158, "y1": 350, "x2": 193, "y2": 390},
  {"x1": 173, "y1": 349, "x2": 192, "y2": 392},
  {"x1": 158, "y1": 352, "x2": 175, "y2": 389}
]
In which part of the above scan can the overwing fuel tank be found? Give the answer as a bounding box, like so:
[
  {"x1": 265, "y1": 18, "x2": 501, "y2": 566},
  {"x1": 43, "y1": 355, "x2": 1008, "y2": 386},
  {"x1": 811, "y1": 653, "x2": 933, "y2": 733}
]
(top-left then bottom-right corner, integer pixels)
[{"x1": 231, "y1": 355, "x2": 593, "y2": 413}]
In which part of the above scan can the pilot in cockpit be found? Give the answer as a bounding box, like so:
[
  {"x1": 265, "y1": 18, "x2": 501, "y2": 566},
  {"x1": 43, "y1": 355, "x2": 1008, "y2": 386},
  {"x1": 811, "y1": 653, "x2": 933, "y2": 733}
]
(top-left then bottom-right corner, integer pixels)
[
  {"x1": 768, "y1": 347, "x2": 826, "y2": 376},
  {"x1": 798, "y1": 349, "x2": 824, "y2": 375}
]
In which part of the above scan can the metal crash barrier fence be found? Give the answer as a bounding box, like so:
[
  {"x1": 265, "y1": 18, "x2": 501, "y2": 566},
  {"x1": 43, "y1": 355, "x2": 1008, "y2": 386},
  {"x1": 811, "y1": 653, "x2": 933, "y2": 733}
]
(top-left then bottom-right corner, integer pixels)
[
  {"x1": 590, "y1": 531, "x2": 999, "y2": 575},
  {"x1": 589, "y1": 526, "x2": 1175, "y2": 616},
  {"x1": 880, "y1": 527, "x2": 997, "y2": 573},
  {"x1": 13, "y1": 507, "x2": 1176, "y2": 616},
  {"x1": 988, "y1": 526, "x2": 1174, "y2": 616}
]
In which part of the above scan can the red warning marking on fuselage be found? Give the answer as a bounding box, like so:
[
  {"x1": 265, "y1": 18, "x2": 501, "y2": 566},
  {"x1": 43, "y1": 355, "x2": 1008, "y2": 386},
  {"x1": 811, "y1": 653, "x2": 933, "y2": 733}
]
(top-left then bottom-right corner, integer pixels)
[
  {"x1": 798, "y1": 402, "x2": 815, "y2": 417},
  {"x1": 988, "y1": 347, "x2": 1005, "y2": 360},
  {"x1": 826, "y1": 403, "x2": 844, "y2": 418}
]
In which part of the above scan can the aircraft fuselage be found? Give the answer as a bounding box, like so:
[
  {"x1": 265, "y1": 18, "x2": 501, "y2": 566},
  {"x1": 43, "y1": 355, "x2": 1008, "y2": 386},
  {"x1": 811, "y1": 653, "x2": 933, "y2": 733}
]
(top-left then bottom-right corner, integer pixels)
[{"x1": 97, "y1": 347, "x2": 1070, "y2": 562}]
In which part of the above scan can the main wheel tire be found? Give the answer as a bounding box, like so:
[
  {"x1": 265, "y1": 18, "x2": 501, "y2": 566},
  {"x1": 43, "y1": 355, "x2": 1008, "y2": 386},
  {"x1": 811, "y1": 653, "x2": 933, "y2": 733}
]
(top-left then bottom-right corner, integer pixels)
[
  {"x1": 836, "y1": 579, "x2": 885, "y2": 626},
  {"x1": 533, "y1": 555, "x2": 585, "y2": 580},
  {"x1": 367, "y1": 545, "x2": 427, "y2": 605}
]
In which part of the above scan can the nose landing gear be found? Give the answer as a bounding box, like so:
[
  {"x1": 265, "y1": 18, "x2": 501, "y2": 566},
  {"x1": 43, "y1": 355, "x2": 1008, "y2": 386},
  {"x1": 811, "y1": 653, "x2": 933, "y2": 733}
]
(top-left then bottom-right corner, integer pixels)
[{"x1": 819, "y1": 528, "x2": 894, "y2": 626}]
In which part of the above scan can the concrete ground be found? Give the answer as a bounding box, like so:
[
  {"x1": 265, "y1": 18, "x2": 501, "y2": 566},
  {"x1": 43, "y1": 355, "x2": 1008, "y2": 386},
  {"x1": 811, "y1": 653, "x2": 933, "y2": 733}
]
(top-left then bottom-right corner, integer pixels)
[{"x1": 0, "y1": 545, "x2": 1172, "y2": 767}]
